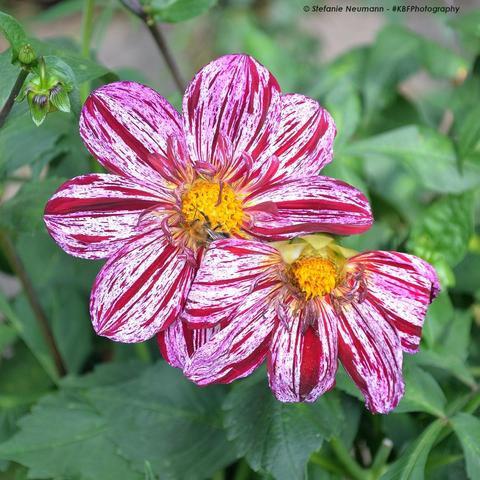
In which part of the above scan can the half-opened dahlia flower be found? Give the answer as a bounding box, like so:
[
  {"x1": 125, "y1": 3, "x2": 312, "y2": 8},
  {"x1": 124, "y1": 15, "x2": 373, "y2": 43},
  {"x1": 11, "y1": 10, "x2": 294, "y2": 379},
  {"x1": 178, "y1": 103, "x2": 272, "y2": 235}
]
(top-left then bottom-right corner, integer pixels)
[
  {"x1": 160, "y1": 235, "x2": 439, "y2": 413},
  {"x1": 44, "y1": 54, "x2": 373, "y2": 343}
]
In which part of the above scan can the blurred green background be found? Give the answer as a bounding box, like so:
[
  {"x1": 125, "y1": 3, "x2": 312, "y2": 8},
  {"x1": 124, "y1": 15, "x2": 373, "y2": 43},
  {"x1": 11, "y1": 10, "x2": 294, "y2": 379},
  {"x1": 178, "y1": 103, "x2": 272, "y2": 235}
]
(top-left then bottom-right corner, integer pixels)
[{"x1": 0, "y1": 1, "x2": 479, "y2": 479}]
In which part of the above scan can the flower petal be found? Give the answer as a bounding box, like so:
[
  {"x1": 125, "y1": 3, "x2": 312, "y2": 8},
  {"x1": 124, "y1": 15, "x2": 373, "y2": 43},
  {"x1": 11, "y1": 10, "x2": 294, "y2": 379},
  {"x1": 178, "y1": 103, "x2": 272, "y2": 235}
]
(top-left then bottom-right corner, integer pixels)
[
  {"x1": 185, "y1": 288, "x2": 278, "y2": 385},
  {"x1": 157, "y1": 320, "x2": 220, "y2": 369},
  {"x1": 44, "y1": 174, "x2": 170, "y2": 259},
  {"x1": 80, "y1": 81, "x2": 183, "y2": 189},
  {"x1": 90, "y1": 230, "x2": 196, "y2": 343},
  {"x1": 183, "y1": 239, "x2": 281, "y2": 328},
  {"x1": 337, "y1": 297, "x2": 404, "y2": 414},
  {"x1": 183, "y1": 54, "x2": 281, "y2": 166},
  {"x1": 348, "y1": 251, "x2": 440, "y2": 353},
  {"x1": 268, "y1": 297, "x2": 338, "y2": 402},
  {"x1": 256, "y1": 94, "x2": 336, "y2": 180},
  {"x1": 245, "y1": 176, "x2": 373, "y2": 240}
]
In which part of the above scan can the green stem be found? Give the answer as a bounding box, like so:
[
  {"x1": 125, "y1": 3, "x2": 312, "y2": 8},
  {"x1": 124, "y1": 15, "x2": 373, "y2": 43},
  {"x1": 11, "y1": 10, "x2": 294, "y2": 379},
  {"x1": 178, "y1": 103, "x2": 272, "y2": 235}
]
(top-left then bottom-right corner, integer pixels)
[
  {"x1": 145, "y1": 21, "x2": 185, "y2": 95},
  {"x1": 371, "y1": 439, "x2": 393, "y2": 477},
  {"x1": 119, "y1": 0, "x2": 185, "y2": 94},
  {"x1": 330, "y1": 438, "x2": 370, "y2": 480},
  {"x1": 0, "y1": 232, "x2": 67, "y2": 377},
  {"x1": 0, "y1": 68, "x2": 28, "y2": 128},
  {"x1": 135, "y1": 342, "x2": 152, "y2": 363},
  {"x1": 233, "y1": 459, "x2": 251, "y2": 480},
  {"x1": 80, "y1": 0, "x2": 95, "y2": 102}
]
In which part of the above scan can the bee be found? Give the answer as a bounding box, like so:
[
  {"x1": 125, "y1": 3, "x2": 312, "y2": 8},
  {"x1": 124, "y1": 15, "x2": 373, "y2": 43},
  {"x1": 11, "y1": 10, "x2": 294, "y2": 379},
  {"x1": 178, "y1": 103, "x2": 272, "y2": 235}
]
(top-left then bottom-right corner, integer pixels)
[{"x1": 190, "y1": 209, "x2": 230, "y2": 243}]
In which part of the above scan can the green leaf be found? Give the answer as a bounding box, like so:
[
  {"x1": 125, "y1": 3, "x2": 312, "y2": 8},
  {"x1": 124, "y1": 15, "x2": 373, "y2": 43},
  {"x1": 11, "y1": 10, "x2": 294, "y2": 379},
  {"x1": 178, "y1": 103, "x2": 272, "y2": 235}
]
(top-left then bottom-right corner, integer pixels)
[
  {"x1": 455, "y1": 104, "x2": 480, "y2": 161},
  {"x1": 346, "y1": 126, "x2": 480, "y2": 193},
  {"x1": 381, "y1": 419, "x2": 444, "y2": 480},
  {"x1": 395, "y1": 364, "x2": 446, "y2": 417},
  {"x1": 422, "y1": 292, "x2": 453, "y2": 348},
  {"x1": 0, "y1": 178, "x2": 66, "y2": 235},
  {"x1": 0, "y1": 292, "x2": 58, "y2": 383},
  {"x1": 0, "y1": 112, "x2": 70, "y2": 177},
  {"x1": 224, "y1": 374, "x2": 344, "y2": 480},
  {"x1": 451, "y1": 413, "x2": 480, "y2": 479},
  {"x1": 0, "y1": 324, "x2": 17, "y2": 353},
  {"x1": 324, "y1": 82, "x2": 361, "y2": 148},
  {"x1": 408, "y1": 193, "x2": 474, "y2": 274},
  {"x1": 0, "y1": 51, "x2": 20, "y2": 106},
  {"x1": 0, "y1": 12, "x2": 28, "y2": 63},
  {"x1": 0, "y1": 390, "x2": 143, "y2": 480},
  {"x1": 87, "y1": 362, "x2": 237, "y2": 480},
  {"x1": 149, "y1": 0, "x2": 217, "y2": 23}
]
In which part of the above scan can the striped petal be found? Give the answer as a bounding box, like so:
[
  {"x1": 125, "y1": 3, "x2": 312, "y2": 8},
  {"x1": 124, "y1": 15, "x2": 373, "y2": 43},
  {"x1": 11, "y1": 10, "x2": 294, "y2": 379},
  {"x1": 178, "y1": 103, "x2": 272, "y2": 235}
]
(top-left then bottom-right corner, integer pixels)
[
  {"x1": 185, "y1": 288, "x2": 278, "y2": 385},
  {"x1": 183, "y1": 54, "x2": 281, "y2": 166},
  {"x1": 337, "y1": 298, "x2": 404, "y2": 414},
  {"x1": 183, "y1": 239, "x2": 281, "y2": 328},
  {"x1": 348, "y1": 251, "x2": 440, "y2": 353},
  {"x1": 44, "y1": 174, "x2": 170, "y2": 259},
  {"x1": 80, "y1": 81, "x2": 183, "y2": 190},
  {"x1": 267, "y1": 298, "x2": 338, "y2": 402},
  {"x1": 245, "y1": 176, "x2": 373, "y2": 240},
  {"x1": 157, "y1": 320, "x2": 220, "y2": 369},
  {"x1": 90, "y1": 230, "x2": 196, "y2": 343},
  {"x1": 256, "y1": 94, "x2": 336, "y2": 180}
]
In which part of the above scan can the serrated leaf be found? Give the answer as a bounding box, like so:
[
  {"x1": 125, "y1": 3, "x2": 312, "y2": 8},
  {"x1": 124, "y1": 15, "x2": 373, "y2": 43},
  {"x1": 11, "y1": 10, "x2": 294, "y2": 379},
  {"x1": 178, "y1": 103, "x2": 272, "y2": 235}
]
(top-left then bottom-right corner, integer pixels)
[
  {"x1": 451, "y1": 413, "x2": 480, "y2": 479},
  {"x1": 87, "y1": 362, "x2": 237, "y2": 480},
  {"x1": 0, "y1": 12, "x2": 28, "y2": 63},
  {"x1": 346, "y1": 126, "x2": 480, "y2": 193},
  {"x1": 150, "y1": 0, "x2": 217, "y2": 23},
  {"x1": 381, "y1": 419, "x2": 444, "y2": 480},
  {"x1": 0, "y1": 178, "x2": 66, "y2": 234},
  {"x1": 408, "y1": 193, "x2": 474, "y2": 271},
  {"x1": 395, "y1": 364, "x2": 446, "y2": 417},
  {"x1": 0, "y1": 391, "x2": 143, "y2": 480},
  {"x1": 223, "y1": 374, "x2": 344, "y2": 480}
]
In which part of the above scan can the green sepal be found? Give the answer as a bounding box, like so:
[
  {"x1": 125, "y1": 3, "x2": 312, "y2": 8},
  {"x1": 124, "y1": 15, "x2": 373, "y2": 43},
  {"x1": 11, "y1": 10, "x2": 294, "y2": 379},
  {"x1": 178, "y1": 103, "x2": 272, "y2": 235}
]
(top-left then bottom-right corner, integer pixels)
[
  {"x1": 18, "y1": 44, "x2": 36, "y2": 65},
  {"x1": 27, "y1": 91, "x2": 49, "y2": 126},
  {"x1": 48, "y1": 83, "x2": 71, "y2": 113}
]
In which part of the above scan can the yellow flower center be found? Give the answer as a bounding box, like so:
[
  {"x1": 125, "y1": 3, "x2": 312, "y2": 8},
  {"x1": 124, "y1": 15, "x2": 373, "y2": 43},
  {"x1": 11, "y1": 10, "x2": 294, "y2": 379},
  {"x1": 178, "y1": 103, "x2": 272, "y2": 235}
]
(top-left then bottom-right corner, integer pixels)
[
  {"x1": 291, "y1": 257, "x2": 337, "y2": 300},
  {"x1": 181, "y1": 179, "x2": 244, "y2": 234}
]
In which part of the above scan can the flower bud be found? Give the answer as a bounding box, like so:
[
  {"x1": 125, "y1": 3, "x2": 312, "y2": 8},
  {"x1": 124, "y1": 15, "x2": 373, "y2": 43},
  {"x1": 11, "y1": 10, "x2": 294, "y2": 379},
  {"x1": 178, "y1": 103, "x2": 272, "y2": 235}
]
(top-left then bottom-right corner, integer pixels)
[{"x1": 18, "y1": 44, "x2": 36, "y2": 65}]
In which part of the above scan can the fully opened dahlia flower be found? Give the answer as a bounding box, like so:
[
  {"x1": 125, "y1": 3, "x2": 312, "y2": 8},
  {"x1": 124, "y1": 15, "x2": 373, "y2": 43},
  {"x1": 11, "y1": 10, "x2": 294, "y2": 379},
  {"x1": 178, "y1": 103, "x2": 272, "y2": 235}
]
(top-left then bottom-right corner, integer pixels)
[
  {"x1": 44, "y1": 54, "x2": 373, "y2": 343},
  {"x1": 159, "y1": 235, "x2": 439, "y2": 413}
]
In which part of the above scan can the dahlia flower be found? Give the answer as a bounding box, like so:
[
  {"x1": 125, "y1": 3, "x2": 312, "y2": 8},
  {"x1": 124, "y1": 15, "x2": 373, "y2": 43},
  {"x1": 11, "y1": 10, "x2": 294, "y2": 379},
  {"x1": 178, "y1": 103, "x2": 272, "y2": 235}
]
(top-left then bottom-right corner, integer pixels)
[
  {"x1": 160, "y1": 235, "x2": 439, "y2": 413},
  {"x1": 44, "y1": 54, "x2": 373, "y2": 343}
]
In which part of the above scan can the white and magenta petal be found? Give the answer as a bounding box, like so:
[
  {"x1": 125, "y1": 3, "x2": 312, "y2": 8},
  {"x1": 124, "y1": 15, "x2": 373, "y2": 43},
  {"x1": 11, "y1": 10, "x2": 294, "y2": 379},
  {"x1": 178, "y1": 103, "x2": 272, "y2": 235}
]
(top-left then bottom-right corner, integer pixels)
[
  {"x1": 267, "y1": 298, "x2": 338, "y2": 402},
  {"x1": 184, "y1": 288, "x2": 278, "y2": 385},
  {"x1": 255, "y1": 94, "x2": 336, "y2": 181},
  {"x1": 157, "y1": 320, "x2": 220, "y2": 369},
  {"x1": 337, "y1": 298, "x2": 405, "y2": 414},
  {"x1": 183, "y1": 54, "x2": 281, "y2": 167},
  {"x1": 244, "y1": 176, "x2": 373, "y2": 240},
  {"x1": 44, "y1": 174, "x2": 170, "y2": 259},
  {"x1": 348, "y1": 251, "x2": 440, "y2": 353},
  {"x1": 183, "y1": 239, "x2": 281, "y2": 328},
  {"x1": 90, "y1": 230, "x2": 196, "y2": 343},
  {"x1": 80, "y1": 81, "x2": 184, "y2": 190}
]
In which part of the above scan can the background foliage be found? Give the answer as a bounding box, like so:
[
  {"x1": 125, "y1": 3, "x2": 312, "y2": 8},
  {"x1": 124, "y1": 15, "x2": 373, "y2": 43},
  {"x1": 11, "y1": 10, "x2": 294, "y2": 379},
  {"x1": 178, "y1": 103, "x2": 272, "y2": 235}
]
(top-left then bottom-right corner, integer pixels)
[{"x1": 0, "y1": 1, "x2": 479, "y2": 479}]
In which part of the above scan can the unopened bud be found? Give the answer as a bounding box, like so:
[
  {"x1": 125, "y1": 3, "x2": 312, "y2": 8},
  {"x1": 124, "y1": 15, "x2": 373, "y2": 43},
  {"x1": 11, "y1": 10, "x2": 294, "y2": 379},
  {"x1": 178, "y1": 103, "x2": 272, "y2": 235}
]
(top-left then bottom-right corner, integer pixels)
[{"x1": 18, "y1": 44, "x2": 36, "y2": 65}]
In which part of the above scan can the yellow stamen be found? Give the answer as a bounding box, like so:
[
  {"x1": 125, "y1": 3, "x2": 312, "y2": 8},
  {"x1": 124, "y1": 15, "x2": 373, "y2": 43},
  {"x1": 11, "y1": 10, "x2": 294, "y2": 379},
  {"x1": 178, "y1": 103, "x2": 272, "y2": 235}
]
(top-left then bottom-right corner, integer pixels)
[
  {"x1": 291, "y1": 257, "x2": 337, "y2": 300},
  {"x1": 181, "y1": 179, "x2": 243, "y2": 234}
]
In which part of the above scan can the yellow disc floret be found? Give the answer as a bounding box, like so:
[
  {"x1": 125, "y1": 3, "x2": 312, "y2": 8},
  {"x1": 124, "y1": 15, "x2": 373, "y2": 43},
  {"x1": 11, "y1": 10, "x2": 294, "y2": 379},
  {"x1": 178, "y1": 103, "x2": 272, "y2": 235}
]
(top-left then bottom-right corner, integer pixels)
[
  {"x1": 291, "y1": 257, "x2": 337, "y2": 300},
  {"x1": 181, "y1": 179, "x2": 244, "y2": 234}
]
